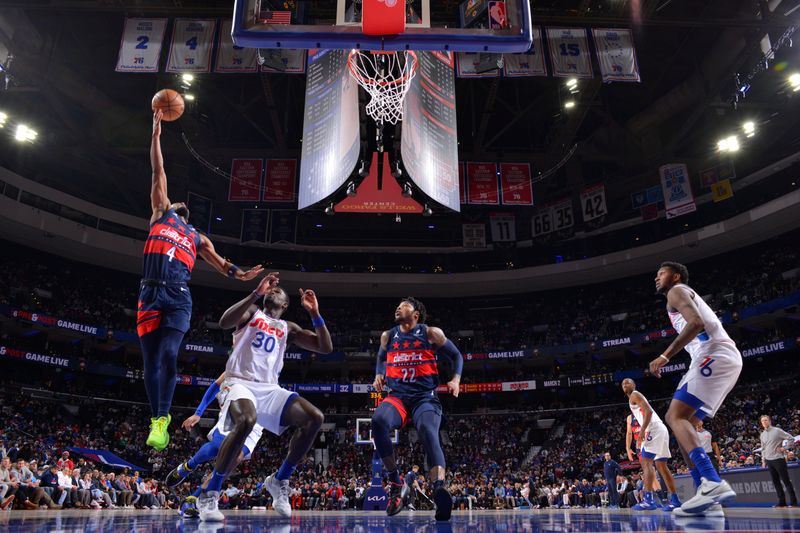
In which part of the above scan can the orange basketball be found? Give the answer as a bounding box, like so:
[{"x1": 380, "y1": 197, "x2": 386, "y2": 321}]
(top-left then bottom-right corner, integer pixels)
[{"x1": 151, "y1": 89, "x2": 184, "y2": 122}]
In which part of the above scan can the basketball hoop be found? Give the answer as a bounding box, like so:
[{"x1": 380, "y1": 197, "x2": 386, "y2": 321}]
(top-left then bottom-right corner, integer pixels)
[{"x1": 348, "y1": 49, "x2": 418, "y2": 127}]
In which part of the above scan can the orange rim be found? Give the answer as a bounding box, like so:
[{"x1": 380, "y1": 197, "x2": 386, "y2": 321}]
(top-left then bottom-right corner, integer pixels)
[{"x1": 347, "y1": 50, "x2": 418, "y2": 87}]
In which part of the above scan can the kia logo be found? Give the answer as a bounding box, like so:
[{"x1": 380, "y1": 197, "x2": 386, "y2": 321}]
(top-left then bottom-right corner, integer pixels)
[{"x1": 367, "y1": 496, "x2": 385, "y2": 501}]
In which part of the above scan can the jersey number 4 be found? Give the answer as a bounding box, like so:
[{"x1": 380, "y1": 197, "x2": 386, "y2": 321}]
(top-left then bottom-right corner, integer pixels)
[
  {"x1": 252, "y1": 331, "x2": 276, "y2": 353},
  {"x1": 400, "y1": 368, "x2": 416, "y2": 382},
  {"x1": 166, "y1": 246, "x2": 176, "y2": 262}
]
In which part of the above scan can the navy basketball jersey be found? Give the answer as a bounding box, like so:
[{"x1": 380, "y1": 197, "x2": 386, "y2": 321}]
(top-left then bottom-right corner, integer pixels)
[
  {"x1": 385, "y1": 324, "x2": 439, "y2": 397},
  {"x1": 142, "y1": 209, "x2": 201, "y2": 283},
  {"x1": 630, "y1": 416, "x2": 641, "y2": 442}
]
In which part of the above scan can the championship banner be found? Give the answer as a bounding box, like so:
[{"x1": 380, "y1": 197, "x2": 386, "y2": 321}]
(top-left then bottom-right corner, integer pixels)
[
  {"x1": 456, "y1": 52, "x2": 501, "y2": 78},
  {"x1": 215, "y1": 19, "x2": 258, "y2": 73},
  {"x1": 462, "y1": 223, "x2": 487, "y2": 249},
  {"x1": 466, "y1": 162, "x2": 500, "y2": 205},
  {"x1": 187, "y1": 192, "x2": 213, "y2": 233},
  {"x1": 711, "y1": 179, "x2": 734, "y2": 203},
  {"x1": 499, "y1": 163, "x2": 533, "y2": 205},
  {"x1": 459, "y1": 163, "x2": 467, "y2": 204},
  {"x1": 269, "y1": 209, "x2": 298, "y2": 244},
  {"x1": 228, "y1": 159, "x2": 263, "y2": 202},
  {"x1": 591, "y1": 28, "x2": 641, "y2": 82},
  {"x1": 166, "y1": 19, "x2": 216, "y2": 73},
  {"x1": 263, "y1": 159, "x2": 297, "y2": 202},
  {"x1": 260, "y1": 49, "x2": 307, "y2": 74},
  {"x1": 700, "y1": 161, "x2": 736, "y2": 188},
  {"x1": 503, "y1": 27, "x2": 547, "y2": 77},
  {"x1": 115, "y1": 18, "x2": 167, "y2": 73},
  {"x1": 546, "y1": 27, "x2": 593, "y2": 78},
  {"x1": 580, "y1": 184, "x2": 607, "y2": 222},
  {"x1": 489, "y1": 213, "x2": 516, "y2": 242},
  {"x1": 240, "y1": 208, "x2": 269, "y2": 244},
  {"x1": 659, "y1": 163, "x2": 697, "y2": 219}
]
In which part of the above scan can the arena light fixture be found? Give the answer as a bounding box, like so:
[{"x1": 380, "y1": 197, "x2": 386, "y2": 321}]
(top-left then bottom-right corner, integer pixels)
[
  {"x1": 0, "y1": 112, "x2": 7, "y2": 128},
  {"x1": 401, "y1": 182, "x2": 413, "y2": 198},
  {"x1": 566, "y1": 78, "x2": 578, "y2": 88},
  {"x1": 182, "y1": 73, "x2": 195, "y2": 84},
  {"x1": 564, "y1": 100, "x2": 576, "y2": 109},
  {"x1": 422, "y1": 204, "x2": 432, "y2": 217},
  {"x1": 346, "y1": 181, "x2": 357, "y2": 197},
  {"x1": 14, "y1": 124, "x2": 37, "y2": 142},
  {"x1": 742, "y1": 121, "x2": 755, "y2": 137},
  {"x1": 324, "y1": 202, "x2": 335, "y2": 216},
  {"x1": 789, "y1": 72, "x2": 800, "y2": 91},
  {"x1": 184, "y1": 94, "x2": 196, "y2": 101}
]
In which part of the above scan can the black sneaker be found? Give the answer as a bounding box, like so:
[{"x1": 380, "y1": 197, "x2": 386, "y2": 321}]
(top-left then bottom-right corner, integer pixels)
[
  {"x1": 165, "y1": 462, "x2": 192, "y2": 488},
  {"x1": 386, "y1": 482, "x2": 405, "y2": 516},
  {"x1": 433, "y1": 486, "x2": 453, "y2": 521}
]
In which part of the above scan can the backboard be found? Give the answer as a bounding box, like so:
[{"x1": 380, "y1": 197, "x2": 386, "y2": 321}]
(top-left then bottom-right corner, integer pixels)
[{"x1": 232, "y1": 0, "x2": 532, "y2": 52}]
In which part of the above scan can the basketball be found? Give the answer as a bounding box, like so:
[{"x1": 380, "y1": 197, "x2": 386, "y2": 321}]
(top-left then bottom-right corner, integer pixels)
[{"x1": 151, "y1": 89, "x2": 184, "y2": 121}]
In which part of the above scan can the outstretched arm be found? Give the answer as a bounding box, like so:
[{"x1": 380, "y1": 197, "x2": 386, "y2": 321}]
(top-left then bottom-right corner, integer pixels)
[
  {"x1": 648, "y1": 286, "x2": 705, "y2": 377},
  {"x1": 197, "y1": 234, "x2": 265, "y2": 281},
  {"x1": 287, "y1": 288, "x2": 333, "y2": 354},
  {"x1": 218, "y1": 273, "x2": 279, "y2": 330},
  {"x1": 150, "y1": 110, "x2": 170, "y2": 225},
  {"x1": 428, "y1": 326, "x2": 463, "y2": 397},
  {"x1": 373, "y1": 330, "x2": 390, "y2": 393},
  {"x1": 182, "y1": 371, "x2": 226, "y2": 431}
]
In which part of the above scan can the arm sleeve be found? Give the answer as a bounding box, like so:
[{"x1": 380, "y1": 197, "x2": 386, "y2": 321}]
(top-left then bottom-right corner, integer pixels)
[
  {"x1": 436, "y1": 339, "x2": 464, "y2": 375},
  {"x1": 194, "y1": 381, "x2": 221, "y2": 416},
  {"x1": 375, "y1": 346, "x2": 387, "y2": 375}
]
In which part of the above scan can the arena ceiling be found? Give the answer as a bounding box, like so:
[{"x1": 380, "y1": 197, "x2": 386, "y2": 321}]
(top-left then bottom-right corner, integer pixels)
[{"x1": 0, "y1": 0, "x2": 799, "y2": 250}]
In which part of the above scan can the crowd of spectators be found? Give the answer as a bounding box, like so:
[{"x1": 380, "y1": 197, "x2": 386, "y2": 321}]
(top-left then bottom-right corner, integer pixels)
[{"x1": 1, "y1": 371, "x2": 798, "y2": 513}]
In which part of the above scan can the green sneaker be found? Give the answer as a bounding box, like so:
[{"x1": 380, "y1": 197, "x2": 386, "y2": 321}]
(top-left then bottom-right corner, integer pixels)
[{"x1": 146, "y1": 414, "x2": 171, "y2": 451}]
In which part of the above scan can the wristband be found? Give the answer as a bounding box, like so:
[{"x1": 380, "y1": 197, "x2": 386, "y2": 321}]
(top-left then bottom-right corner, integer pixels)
[
  {"x1": 227, "y1": 264, "x2": 240, "y2": 279},
  {"x1": 311, "y1": 315, "x2": 325, "y2": 328},
  {"x1": 658, "y1": 354, "x2": 669, "y2": 362},
  {"x1": 252, "y1": 289, "x2": 264, "y2": 299}
]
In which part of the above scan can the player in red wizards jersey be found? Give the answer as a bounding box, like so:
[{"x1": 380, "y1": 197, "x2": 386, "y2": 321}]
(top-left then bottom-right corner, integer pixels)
[
  {"x1": 371, "y1": 297, "x2": 463, "y2": 521},
  {"x1": 141, "y1": 110, "x2": 263, "y2": 451}
]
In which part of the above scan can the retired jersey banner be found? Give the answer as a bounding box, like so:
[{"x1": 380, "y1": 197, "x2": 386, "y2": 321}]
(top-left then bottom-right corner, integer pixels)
[
  {"x1": 592, "y1": 28, "x2": 641, "y2": 82},
  {"x1": 499, "y1": 163, "x2": 533, "y2": 205},
  {"x1": 546, "y1": 27, "x2": 593, "y2": 78},
  {"x1": 466, "y1": 163, "x2": 500, "y2": 205},
  {"x1": 660, "y1": 163, "x2": 697, "y2": 219},
  {"x1": 580, "y1": 184, "x2": 607, "y2": 222},
  {"x1": 456, "y1": 52, "x2": 501, "y2": 78},
  {"x1": 459, "y1": 163, "x2": 467, "y2": 204},
  {"x1": 166, "y1": 19, "x2": 216, "y2": 73},
  {"x1": 215, "y1": 20, "x2": 258, "y2": 73},
  {"x1": 228, "y1": 159, "x2": 263, "y2": 202},
  {"x1": 115, "y1": 18, "x2": 167, "y2": 73},
  {"x1": 240, "y1": 208, "x2": 269, "y2": 244},
  {"x1": 711, "y1": 179, "x2": 734, "y2": 202},
  {"x1": 263, "y1": 159, "x2": 297, "y2": 202},
  {"x1": 462, "y1": 223, "x2": 487, "y2": 249},
  {"x1": 490, "y1": 213, "x2": 516, "y2": 242},
  {"x1": 503, "y1": 27, "x2": 547, "y2": 77}
]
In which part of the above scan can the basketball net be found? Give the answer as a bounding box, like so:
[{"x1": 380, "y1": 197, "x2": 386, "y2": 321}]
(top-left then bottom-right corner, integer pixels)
[{"x1": 348, "y1": 49, "x2": 418, "y2": 127}]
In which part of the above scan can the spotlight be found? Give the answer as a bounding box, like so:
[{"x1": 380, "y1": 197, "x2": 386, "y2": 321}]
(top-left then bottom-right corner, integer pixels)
[
  {"x1": 717, "y1": 135, "x2": 739, "y2": 152},
  {"x1": 742, "y1": 121, "x2": 755, "y2": 137},
  {"x1": 422, "y1": 204, "x2": 432, "y2": 217},
  {"x1": 181, "y1": 73, "x2": 194, "y2": 84},
  {"x1": 789, "y1": 72, "x2": 800, "y2": 91},
  {"x1": 184, "y1": 94, "x2": 196, "y2": 101},
  {"x1": 401, "y1": 182, "x2": 413, "y2": 198},
  {"x1": 391, "y1": 161, "x2": 403, "y2": 178},
  {"x1": 14, "y1": 124, "x2": 37, "y2": 142},
  {"x1": 324, "y1": 202, "x2": 335, "y2": 216},
  {"x1": 346, "y1": 181, "x2": 357, "y2": 197},
  {"x1": 566, "y1": 78, "x2": 578, "y2": 88},
  {"x1": 357, "y1": 159, "x2": 370, "y2": 178},
  {"x1": 0, "y1": 112, "x2": 7, "y2": 128},
  {"x1": 564, "y1": 101, "x2": 576, "y2": 109}
]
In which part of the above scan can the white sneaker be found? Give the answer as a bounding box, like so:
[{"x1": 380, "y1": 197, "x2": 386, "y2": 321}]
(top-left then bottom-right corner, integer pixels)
[
  {"x1": 673, "y1": 502, "x2": 724, "y2": 517},
  {"x1": 265, "y1": 475, "x2": 292, "y2": 517},
  {"x1": 197, "y1": 491, "x2": 224, "y2": 522},
  {"x1": 680, "y1": 478, "x2": 736, "y2": 514}
]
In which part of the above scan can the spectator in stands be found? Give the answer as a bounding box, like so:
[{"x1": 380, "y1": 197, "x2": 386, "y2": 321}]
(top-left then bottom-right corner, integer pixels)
[
  {"x1": 14, "y1": 459, "x2": 58, "y2": 509},
  {"x1": 56, "y1": 467, "x2": 77, "y2": 507},
  {"x1": 0, "y1": 457, "x2": 17, "y2": 510},
  {"x1": 57, "y1": 451, "x2": 74, "y2": 472}
]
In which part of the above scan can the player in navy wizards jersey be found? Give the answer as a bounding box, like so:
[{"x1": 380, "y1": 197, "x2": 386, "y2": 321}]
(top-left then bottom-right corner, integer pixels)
[
  {"x1": 141, "y1": 110, "x2": 263, "y2": 451},
  {"x1": 371, "y1": 297, "x2": 463, "y2": 521}
]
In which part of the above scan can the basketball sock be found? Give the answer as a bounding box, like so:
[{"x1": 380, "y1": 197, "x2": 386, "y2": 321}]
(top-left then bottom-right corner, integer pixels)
[
  {"x1": 205, "y1": 470, "x2": 226, "y2": 493},
  {"x1": 689, "y1": 467, "x2": 702, "y2": 488},
  {"x1": 688, "y1": 447, "x2": 721, "y2": 483},
  {"x1": 387, "y1": 469, "x2": 401, "y2": 485},
  {"x1": 275, "y1": 460, "x2": 297, "y2": 481},
  {"x1": 433, "y1": 480, "x2": 444, "y2": 491},
  {"x1": 187, "y1": 441, "x2": 220, "y2": 470}
]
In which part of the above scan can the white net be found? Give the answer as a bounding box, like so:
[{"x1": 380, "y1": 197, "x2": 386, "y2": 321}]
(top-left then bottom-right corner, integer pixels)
[{"x1": 348, "y1": 50, "x2": 418, "y2": 125}]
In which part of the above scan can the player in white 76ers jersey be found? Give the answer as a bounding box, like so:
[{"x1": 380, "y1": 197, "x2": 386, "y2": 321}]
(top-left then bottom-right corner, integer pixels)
[
  {"x1": 649, "y1": 262, "x2": 742, "y2": 517},
  {"x1": 196, "y1": 273, "x2": 332, "y2": 521}
]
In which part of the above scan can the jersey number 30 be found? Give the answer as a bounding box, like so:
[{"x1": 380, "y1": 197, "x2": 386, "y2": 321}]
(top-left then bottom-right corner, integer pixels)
[{"x1": 252, "y1": 331, "x2": 276, "y2": 353}]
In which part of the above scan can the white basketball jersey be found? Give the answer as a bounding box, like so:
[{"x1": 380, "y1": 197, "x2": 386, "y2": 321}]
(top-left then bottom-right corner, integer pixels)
[
  {"x1": 629, "y1": 393, "x2": 666, "y2": 432},
  {"x1": 698, "y1": 429, "x2": 713, "y2": 453},
  {"x1": 667, "y1": 283, "x2": 736, "y2": 362},
  {"x1": 226, "y1": 308, "x2": 289, "y2": 384}
]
